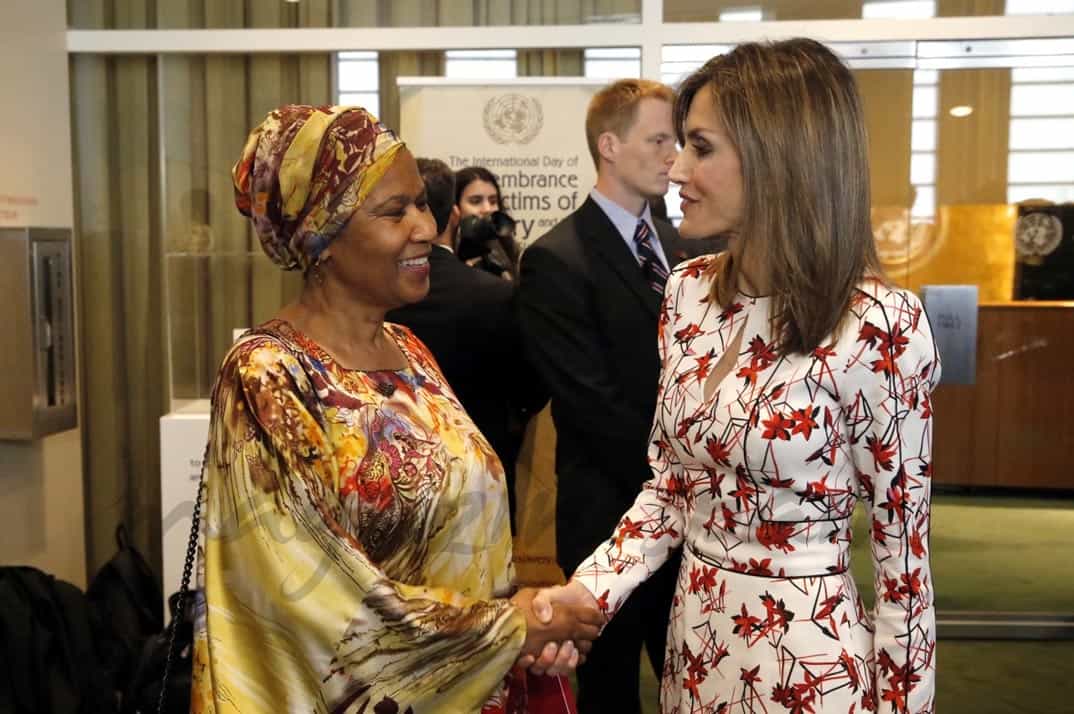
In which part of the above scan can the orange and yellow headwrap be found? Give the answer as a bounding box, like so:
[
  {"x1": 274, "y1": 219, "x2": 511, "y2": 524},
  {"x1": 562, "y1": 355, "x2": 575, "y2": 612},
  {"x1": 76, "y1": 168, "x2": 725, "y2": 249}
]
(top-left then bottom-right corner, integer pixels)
[{"x1": 233, "y1": 104, "x2": 404, "y2": 271}]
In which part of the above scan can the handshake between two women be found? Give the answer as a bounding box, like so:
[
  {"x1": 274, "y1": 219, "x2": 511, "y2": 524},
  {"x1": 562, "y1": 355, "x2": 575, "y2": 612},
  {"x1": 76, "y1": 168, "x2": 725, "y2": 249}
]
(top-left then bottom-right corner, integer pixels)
[{"x1": 509, "y1": 580, "x2": 604, "y2": 676}]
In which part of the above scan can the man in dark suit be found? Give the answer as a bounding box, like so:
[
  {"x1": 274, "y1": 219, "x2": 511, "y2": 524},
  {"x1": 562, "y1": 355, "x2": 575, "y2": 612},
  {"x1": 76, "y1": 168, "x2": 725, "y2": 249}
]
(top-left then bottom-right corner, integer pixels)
[
  {"x1": 389, "y1": 158, "x2": 544, "y2": 530},
  {"x1": 517, "y1": 79, "x2": 686, "y2": 713}
]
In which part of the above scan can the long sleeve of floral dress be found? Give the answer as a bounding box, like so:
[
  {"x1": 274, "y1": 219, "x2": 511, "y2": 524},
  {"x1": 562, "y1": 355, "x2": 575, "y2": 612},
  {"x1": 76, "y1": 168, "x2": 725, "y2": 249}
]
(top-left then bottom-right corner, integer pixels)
[
  {"x1": 190, "y1": 323, "x2": 525, "y2": 713},
  {"x1": 571, "y1": 284, "x2": 688, "y2": 619},
  {"x1": 842, "y1": 289, "x2": 940, "y2": 713}
]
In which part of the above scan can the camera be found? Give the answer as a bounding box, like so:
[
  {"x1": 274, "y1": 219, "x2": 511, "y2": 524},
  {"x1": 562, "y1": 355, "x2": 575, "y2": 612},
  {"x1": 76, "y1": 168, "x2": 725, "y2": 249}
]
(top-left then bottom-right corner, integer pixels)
[
  {"x1": 456, "y1": 211, "x2": 518, "y2": 279},
  {"x1": 457, "y1": 211, "x2": 516, "y2": 261}
]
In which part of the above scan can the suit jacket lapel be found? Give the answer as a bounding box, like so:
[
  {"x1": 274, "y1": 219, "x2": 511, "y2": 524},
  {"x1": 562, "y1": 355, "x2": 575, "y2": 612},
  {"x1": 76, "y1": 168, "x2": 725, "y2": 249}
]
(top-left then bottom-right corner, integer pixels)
[{"x1": 580, "y1": 198, "x2": 662, "y2": 317}]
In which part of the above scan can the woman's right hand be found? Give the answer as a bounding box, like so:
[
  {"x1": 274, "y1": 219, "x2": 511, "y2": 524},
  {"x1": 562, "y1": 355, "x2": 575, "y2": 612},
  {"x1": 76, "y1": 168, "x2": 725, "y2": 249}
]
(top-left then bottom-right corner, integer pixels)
[
  {"x1": 510, "y1": 586, "x2": 603, "y2": 674},
  {"x1": 525, "y1": 581, "x2": 605, "y2": 675}
]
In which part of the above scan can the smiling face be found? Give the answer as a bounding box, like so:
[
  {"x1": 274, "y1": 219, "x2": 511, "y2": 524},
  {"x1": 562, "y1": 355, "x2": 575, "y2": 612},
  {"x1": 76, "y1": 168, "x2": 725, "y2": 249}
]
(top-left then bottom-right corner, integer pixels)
[
  {"x1": 457, "y1": 179, "x2": 501, "y2": 219},
  {"x1": 320, "y1": 148, "x2": 436, "y2": 310},
  {"x1": 668, "y1": 84, "x2": 744, "y2": 241}
]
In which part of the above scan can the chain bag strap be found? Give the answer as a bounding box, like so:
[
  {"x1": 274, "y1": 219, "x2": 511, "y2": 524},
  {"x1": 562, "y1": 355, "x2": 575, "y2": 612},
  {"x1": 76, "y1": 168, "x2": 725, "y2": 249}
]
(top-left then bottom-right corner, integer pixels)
[{"x1": 156, "y1": 439, "x2": 209, "y2": 714}]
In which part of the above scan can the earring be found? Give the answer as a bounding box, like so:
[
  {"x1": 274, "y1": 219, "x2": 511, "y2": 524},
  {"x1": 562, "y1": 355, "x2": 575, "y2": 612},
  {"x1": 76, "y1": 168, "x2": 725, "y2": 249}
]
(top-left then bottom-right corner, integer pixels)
[{"x1": 312, "y1": 255, "x2": 331, "y2": 286}]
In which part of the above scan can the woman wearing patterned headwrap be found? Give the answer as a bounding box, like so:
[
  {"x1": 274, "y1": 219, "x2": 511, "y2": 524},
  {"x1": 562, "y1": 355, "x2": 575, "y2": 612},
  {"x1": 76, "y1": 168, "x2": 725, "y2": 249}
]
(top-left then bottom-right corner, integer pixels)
[{"x1": 190, "y1": 105, "x2": 600, "y2": 713}]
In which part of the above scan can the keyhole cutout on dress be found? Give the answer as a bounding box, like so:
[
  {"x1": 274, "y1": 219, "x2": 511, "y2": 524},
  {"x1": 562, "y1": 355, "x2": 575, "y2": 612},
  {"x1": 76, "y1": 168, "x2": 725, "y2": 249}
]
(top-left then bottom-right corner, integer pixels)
[{"x1": 703, "y1": 322, "x2": 747, "y2": 403}]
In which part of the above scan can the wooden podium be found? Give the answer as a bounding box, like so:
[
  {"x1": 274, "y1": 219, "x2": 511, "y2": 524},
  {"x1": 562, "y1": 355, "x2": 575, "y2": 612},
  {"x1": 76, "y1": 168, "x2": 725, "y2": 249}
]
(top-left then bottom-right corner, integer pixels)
[{"x1": 932, "y1": 302, "x2": 1074, "y2": 490}]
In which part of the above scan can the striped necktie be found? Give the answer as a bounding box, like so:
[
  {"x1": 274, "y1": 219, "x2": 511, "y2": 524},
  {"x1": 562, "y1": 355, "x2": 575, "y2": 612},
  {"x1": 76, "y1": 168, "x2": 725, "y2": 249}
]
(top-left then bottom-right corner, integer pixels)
[{"x1": 634, "y1": 219, "x2": 668, "y2": 295}]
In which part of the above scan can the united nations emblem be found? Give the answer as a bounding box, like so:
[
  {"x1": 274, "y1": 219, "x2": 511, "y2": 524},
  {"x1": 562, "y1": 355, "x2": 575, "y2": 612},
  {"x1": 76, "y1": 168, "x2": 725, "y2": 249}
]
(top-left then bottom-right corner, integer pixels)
[
  {"x1": 483, "y1": 94, "x2": 543, "y2": 145},
  {"x1": 1015, "y1": 211, "x2": 1062, "y2": 264},
  {"x1": 871, "y1": 207, "x2": 944, "y2": 274}
]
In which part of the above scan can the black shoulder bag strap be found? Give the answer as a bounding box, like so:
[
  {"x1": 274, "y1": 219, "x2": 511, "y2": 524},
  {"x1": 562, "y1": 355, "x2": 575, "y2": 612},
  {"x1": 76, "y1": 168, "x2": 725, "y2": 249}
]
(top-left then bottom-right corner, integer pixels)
[{"x1": 156, "y1": 439, "x2": 209, "y2": 714}]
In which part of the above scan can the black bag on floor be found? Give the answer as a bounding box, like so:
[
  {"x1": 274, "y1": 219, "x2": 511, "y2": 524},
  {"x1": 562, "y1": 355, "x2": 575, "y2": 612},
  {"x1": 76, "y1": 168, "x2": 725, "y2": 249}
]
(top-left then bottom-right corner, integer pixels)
[
  {"x1": 122, "y1": 441, "x2": 207, "y2": 714},
  {"x1": 87, "y1": 524, "x2": 165, "y2": 695},
  {"x1": 121, "y1": 592, "x2": 193, "y2": 714},
  {"x1": 0, "y1": 566, "x2": 118, "y2": 714}
]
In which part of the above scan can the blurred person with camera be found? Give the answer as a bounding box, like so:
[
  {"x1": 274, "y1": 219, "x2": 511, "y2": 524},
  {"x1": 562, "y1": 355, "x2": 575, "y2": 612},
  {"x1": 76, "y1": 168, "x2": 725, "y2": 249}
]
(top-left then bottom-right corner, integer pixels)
[
  {"x1": 516, "y1": 79, "x2": 689, "y2": 714},
  {"x1": 191, "y1": 107, "x2": 598, "y2": 713},
  {"x1": 388, "y1": 158, "x2": 545, "y2": 533},
  {"x1": 455, "y1": 166, "x2": 520, "y2": 280}
]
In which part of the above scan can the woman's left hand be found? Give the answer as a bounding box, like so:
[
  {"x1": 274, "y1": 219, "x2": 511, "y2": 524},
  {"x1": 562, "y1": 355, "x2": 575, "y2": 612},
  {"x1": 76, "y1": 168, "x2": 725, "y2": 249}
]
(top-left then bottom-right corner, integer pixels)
[{"x1": 516, "y1": 639, "x2": 581, "y2": 676}]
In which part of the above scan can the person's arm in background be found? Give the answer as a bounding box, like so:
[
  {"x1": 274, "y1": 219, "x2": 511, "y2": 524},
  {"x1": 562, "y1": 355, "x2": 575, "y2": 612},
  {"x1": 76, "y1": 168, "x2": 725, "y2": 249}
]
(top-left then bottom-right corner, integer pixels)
[{"x1": 505, "y1": 286, "x2": 549, "y2": 421}]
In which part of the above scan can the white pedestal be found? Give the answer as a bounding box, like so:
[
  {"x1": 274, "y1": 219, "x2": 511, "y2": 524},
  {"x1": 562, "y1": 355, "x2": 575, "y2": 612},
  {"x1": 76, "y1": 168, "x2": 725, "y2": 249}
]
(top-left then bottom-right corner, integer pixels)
[{"x1": 159, "y1": 399, "x2": 211, "y2": 610}]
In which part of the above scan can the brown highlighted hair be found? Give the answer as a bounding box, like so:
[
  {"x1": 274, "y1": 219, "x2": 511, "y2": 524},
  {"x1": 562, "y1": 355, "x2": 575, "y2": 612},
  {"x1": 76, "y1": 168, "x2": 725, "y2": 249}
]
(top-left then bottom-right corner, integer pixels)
[
  {"x1": 674, "y1": 38, "x2": 883, "y2": 354},
  {"x1": 586, "y1": 79, "x2": 674, "y2": 168}
]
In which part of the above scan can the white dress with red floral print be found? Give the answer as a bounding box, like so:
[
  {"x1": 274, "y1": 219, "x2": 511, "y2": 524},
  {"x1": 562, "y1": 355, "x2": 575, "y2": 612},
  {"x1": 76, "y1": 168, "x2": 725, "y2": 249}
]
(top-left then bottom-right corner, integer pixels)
[{"x1": 574, "y1": 255, "x2": 940, "y2": 714}]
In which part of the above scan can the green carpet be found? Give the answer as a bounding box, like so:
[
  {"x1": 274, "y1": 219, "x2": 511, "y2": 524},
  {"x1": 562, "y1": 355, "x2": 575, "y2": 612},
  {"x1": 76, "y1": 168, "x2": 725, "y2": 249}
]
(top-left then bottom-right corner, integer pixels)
[
  {"x1": 630, "y1": 494, "x2": 1074, "y2": 712},
  {"x1": 849, "y1": 494, "x2": 1074, "y2": 612}
]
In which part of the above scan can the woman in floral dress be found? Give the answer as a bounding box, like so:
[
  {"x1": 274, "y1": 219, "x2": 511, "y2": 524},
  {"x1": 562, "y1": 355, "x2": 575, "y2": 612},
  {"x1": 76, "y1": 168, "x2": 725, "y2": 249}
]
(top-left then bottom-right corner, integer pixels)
[
  {"x1": 189, "y1": 105, "x2": 600, "y2": 713},
  {"x1": 535, "y1": 40, "x2": 940, "y2": 714}
]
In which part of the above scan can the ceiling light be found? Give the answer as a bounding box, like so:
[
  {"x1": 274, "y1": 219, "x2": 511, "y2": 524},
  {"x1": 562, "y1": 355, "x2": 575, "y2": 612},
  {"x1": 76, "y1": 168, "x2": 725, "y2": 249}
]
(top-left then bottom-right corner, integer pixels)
[{"x1": 949, "y1": 105, "x2": 973, "y2": 118}]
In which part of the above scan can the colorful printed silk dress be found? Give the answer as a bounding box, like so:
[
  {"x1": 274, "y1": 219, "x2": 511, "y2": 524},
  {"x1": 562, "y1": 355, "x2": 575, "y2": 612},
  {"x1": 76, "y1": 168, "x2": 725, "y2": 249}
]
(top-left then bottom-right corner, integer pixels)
[
  {"x1": 574, "y1": 255, "x2": 940, "y2": 714},
  {"x1": 190, "y1": 320, "x2": 529, "y2": 713}
]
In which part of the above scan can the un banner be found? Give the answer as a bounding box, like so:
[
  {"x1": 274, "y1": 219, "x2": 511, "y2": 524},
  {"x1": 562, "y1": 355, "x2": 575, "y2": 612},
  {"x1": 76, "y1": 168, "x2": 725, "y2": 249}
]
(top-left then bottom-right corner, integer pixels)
[{"x1": 398, "y1": 77, "x2": 601, "y2": 250}]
